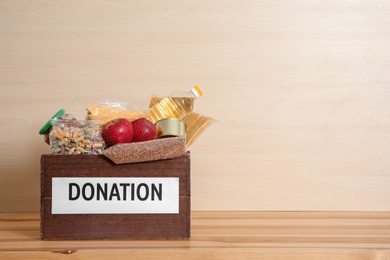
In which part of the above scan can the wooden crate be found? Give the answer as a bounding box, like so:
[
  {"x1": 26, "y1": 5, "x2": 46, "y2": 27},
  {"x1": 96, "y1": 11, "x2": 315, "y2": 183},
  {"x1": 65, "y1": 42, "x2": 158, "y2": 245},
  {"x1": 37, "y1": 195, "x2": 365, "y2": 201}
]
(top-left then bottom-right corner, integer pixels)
[{"x1": 40, "y1": 152, "x2": 190, "y2": 240}]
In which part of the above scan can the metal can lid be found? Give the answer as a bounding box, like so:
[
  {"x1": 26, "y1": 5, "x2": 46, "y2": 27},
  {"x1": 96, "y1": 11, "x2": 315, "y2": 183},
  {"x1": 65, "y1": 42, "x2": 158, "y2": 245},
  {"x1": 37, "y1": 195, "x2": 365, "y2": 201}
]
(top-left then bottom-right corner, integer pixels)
[
  {"x1": 39, "y1": 109, "x2": 65, "y2": 135},
  {"x1": 155, "y1": 118, "x2": 186, "y2": 138}
]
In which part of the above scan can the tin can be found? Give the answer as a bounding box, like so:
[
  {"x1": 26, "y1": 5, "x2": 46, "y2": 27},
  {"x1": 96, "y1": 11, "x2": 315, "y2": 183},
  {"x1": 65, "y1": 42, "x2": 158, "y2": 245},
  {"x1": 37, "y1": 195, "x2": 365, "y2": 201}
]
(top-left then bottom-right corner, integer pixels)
[{"x1": 155, "y1": 118, "x2": 186, "y2": 139}]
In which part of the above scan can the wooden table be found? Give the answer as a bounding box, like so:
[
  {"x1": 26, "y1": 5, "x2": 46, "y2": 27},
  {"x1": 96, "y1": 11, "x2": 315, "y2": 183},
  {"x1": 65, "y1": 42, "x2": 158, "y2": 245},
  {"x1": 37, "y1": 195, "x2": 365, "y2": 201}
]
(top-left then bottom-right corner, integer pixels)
[{"x1": 1, "y1": 212, "x2": 389, "y2": 259}]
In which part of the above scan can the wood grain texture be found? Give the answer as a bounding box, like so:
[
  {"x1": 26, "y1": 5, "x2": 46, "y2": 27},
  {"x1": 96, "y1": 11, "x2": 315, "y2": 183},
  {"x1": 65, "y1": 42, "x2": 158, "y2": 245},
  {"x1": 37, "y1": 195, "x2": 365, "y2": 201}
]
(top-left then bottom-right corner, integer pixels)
[
  {"x1": 1, "y1": 0, "x2": 390, "y2": 212},
  {"x1": 1, "y1": 212, "x2": 390, "y2": 259},
  {"x1": 41, "y1": 153, "x2": 190, "y2": 240}
]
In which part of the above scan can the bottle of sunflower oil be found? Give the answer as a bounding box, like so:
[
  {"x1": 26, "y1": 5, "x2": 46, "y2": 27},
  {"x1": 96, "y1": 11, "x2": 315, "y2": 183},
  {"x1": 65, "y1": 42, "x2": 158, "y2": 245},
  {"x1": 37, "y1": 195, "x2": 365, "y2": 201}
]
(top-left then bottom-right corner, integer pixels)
[{"x1": 146, "y1": 86, "x2": 203, "y2": 124}]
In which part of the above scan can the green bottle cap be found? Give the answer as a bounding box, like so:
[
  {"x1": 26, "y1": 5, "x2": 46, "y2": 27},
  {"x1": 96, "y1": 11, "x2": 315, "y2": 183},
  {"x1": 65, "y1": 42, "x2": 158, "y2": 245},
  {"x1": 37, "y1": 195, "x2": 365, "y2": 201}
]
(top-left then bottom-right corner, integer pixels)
[{"x1": 39, "y1": 109, "x2": 65, "y2": 135}]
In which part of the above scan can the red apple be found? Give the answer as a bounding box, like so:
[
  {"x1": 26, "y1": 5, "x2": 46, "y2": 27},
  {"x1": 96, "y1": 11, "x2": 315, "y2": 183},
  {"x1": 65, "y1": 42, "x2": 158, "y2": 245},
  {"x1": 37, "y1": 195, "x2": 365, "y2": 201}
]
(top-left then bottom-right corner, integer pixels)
[
  {"x1": 102, "y1": 118, "x2": 133, "y2": 147},
  {"x1": 132, "y1": 118, "x2": 156, "y2": 142}
]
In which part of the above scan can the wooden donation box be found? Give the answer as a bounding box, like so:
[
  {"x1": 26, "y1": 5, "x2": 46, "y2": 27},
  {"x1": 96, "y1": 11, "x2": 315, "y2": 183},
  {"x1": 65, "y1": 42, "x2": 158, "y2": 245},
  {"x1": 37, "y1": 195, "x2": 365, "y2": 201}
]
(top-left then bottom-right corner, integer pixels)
[{"x1": 40, "y1": 152, "x2": 190, "y2": 240}]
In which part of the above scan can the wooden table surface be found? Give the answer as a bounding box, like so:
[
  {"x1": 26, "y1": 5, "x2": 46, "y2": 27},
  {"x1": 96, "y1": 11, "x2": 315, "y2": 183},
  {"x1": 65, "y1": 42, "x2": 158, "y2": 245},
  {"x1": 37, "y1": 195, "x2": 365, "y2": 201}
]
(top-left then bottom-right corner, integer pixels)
[{"x1": 1, "y1": 211, "x2": 390, "y2": 259}]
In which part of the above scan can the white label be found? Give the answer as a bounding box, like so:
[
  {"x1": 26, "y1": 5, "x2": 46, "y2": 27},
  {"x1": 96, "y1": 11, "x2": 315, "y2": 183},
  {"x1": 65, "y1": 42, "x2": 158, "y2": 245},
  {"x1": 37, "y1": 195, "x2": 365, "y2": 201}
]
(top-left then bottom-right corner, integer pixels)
[{"x1": 52, "y1": 177, "x2": 179, "y2": 214}]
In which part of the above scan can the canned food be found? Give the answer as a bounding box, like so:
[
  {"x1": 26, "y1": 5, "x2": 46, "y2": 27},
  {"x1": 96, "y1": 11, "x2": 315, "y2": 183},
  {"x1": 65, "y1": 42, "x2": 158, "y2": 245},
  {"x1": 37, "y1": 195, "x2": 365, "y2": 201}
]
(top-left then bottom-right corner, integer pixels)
[{"x1": 155, "y1": 118, "x2": 186, "y2": 139}]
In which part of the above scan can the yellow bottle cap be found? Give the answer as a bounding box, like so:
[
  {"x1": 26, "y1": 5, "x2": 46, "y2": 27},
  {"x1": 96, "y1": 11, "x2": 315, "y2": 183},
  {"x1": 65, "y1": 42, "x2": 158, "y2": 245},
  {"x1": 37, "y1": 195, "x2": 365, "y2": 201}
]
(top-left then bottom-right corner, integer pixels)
[{"x1": 191, "y1": 86, "x2": 203, "y2": 98}]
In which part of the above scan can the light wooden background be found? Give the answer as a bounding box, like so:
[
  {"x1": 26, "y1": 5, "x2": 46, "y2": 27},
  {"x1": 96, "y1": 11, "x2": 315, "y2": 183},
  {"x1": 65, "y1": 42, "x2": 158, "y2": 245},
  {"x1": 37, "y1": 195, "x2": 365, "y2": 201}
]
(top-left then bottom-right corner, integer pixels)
[{"x1": 1, "y1": 0, "x2": 389, "y2": 212}]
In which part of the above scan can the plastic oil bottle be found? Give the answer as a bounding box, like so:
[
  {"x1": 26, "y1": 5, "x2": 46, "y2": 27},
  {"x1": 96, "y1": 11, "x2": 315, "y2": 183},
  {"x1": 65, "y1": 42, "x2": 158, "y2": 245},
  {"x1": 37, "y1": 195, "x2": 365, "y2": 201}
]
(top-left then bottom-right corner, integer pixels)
[{"x1": 146, "y1": 86, "x2": 203, "y2": 124}]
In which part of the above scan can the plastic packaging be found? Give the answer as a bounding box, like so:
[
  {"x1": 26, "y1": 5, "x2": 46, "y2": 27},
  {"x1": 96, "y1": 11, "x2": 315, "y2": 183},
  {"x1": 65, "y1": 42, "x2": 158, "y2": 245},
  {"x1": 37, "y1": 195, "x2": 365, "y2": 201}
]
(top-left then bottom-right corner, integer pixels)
[
  {"x1": 49, "y1": 120, "x2": 105, "y2": 155},
  {"x1": 146, "y1": 86, "x2": 213, "y2": 147},
  {"x1": 86, "y1": 101, "x2": 146, "y2": 125},
  {"x1": 103, "y1": 136, "x2": 186, "y2": 164},
  {"x1": 146, "y1": 86, "x2": 203, "y2": 124},
  {"x1": 182, "y1": 112, "x2": 214, "y2": 148}
]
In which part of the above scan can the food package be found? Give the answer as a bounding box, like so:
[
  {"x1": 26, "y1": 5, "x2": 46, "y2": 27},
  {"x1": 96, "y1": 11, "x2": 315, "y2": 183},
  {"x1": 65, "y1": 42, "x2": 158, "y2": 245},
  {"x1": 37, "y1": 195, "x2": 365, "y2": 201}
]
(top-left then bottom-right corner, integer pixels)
[
  {"x1": 182, "y1": 112, "x2": 214, "y2": 148},
  {"x1": 86, "y1": 101, "x2": 146, "y2": 124},
  {"x1": 103, "y1": 136, "x2": 186, "y2": 164},
  {"x1": 146, "y1": 94, "x2": 213, "y2": 147},
  {"x1": 49, "y1": 120, "x2": 105, "y2": 155}
]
